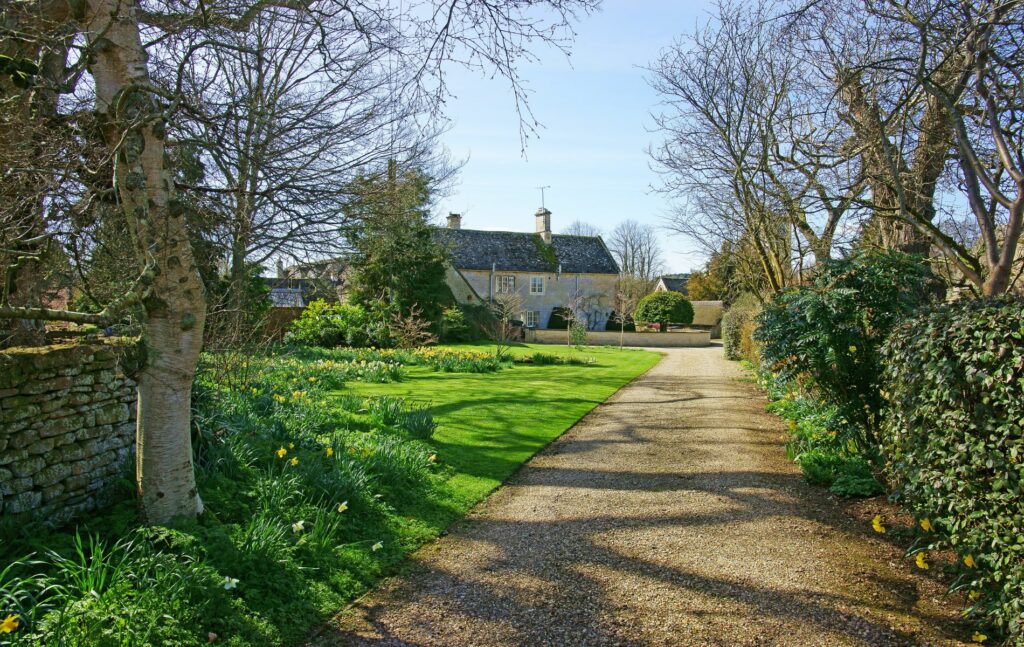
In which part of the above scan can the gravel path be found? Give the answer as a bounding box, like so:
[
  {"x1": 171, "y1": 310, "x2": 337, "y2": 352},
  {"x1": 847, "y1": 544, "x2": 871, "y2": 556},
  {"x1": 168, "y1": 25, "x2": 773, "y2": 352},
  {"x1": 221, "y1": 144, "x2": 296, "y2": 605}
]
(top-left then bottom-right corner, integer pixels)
[{"x1": 316, "y1": 347, "x2": 967, "y2": 647}]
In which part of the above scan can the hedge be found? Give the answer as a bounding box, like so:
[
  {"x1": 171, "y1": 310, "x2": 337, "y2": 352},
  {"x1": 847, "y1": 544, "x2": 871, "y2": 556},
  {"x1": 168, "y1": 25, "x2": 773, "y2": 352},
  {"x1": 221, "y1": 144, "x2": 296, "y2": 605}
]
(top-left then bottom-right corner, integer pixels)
[
  {"x1": 882, "y1": 296, "x2": 1024, "y2": 641},
  {"x1": 721, "y1": 293, "x2": 761, "y2": 362}
]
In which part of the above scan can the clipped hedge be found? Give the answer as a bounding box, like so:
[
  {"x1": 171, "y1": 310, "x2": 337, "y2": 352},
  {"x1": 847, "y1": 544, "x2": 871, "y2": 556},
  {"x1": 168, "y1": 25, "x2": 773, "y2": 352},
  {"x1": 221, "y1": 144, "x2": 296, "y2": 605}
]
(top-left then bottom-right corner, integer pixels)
[
  {"x1": 721, "y1": 293, "x2": 761, "y2": 362},
  {"x1": 882, "y1": 296, "x2": 1024, "y2": 640},
  {"x1": 633, "y1": 291, "x2": 693, "y2": 331}
]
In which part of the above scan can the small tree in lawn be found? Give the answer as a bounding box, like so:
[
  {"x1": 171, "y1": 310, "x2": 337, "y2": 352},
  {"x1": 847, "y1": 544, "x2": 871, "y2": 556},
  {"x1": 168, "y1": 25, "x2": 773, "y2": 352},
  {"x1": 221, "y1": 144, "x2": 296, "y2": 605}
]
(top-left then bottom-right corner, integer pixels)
[
  {"x1": 486, "y1": 291, "x2": 524, "y2": 360},
  {"x1": 612, "y1": 277, "x2": 643, "y2": 347},
  {"x1": 634, "y1": 292, "x2": 693, "y2": 332}
]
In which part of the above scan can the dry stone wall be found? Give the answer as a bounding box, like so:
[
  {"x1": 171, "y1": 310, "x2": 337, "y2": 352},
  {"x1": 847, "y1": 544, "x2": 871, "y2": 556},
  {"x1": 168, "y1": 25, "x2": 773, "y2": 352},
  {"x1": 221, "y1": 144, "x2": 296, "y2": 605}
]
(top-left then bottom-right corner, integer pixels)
[{"x1": 0, "y1": 341, "x2": 141, "y2": 522}]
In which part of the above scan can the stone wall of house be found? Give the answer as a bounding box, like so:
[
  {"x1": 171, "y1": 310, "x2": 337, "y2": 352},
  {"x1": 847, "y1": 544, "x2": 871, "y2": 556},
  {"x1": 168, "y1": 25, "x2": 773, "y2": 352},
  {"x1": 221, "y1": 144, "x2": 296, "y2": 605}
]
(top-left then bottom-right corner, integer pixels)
[
  {"x1": 458, "y1": 269, "x2": 619, "y2": 330},
  {"x1": 0, "y1": 340, "x2": 141, "y2": 522}
]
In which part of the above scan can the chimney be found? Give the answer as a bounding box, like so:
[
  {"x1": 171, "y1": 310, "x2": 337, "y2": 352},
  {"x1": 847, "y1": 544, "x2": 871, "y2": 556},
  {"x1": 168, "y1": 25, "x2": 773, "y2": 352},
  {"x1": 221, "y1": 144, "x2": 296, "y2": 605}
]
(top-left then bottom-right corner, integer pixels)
[
  {"x1": 447, "y1": 212, "x2": 462, "y2": 229},
  {"x1": 276, "y1": 259, "x2": 287, "y2": 278},
  {"x1": 535, "y1": 207, "x2": 552, "y2": 244}
]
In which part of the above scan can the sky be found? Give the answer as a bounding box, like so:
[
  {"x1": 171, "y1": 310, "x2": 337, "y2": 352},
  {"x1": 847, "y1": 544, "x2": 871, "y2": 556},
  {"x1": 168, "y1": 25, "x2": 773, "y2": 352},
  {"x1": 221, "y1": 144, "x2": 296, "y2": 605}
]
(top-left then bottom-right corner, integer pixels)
[{"x1": 433, "y1": 0, "x2": 716, "y2": 274}]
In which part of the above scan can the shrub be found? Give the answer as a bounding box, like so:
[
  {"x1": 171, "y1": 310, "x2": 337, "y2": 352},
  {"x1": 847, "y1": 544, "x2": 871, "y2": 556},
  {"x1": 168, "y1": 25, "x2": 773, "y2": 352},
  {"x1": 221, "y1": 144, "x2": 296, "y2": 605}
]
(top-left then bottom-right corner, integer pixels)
[
  {"x1": 546, "y1": 306, "x2": 573, "y2": 330},
  {"x1": 633, "y1": 292, "x2": 694, "y2": 331},
  {"x1": 755, "y1": 251, "x2": 932, "y2": 456},
  {"x1": 285, "y1": 300, "x2": 394, "y2": 348},
  {"x1": 439, "y1": 306, "x2": 470, "y2": 342},
  {"x1": 722, "y1": 293, "x2": 761, "y2": 362},
  {"x1": 604, "y1": 311, "x2": 635, "y2": 332},
  {"x1": 881, "y1": 296, "x2": 1024, "y2": 640}
]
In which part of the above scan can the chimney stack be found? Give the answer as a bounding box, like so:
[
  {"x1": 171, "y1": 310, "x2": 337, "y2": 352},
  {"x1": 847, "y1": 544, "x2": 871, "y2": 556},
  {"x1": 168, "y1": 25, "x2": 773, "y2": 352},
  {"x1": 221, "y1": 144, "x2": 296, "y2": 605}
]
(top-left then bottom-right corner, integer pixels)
[
  {"x1": 447, "y1": 212, "x2": 462, "y2": 229},
  {"x1": 535, "y1": 207, "x2": 552, "y2": 244}
]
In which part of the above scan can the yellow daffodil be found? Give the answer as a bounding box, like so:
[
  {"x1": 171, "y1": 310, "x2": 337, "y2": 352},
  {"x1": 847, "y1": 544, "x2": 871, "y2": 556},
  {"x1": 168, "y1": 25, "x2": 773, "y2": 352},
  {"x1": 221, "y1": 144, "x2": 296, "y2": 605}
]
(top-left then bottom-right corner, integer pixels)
[
  {"x1": 972, "y1": 632, "x2": 987, "y2": 643},
  {"x1": 337, "y1": 501, "x2": 348, "y2": 513},
  {"x1": 848, "y1": 345, "x2": 857, "y2": 353},
  {"x1": 250, "y1": 387, "x2": 258, "y2": 396},
  {"x1": 308, "y1": 376, "x2": 317, "y2": 382},
  {"x1": 787, "y1": 420, "x2": 797, "y2": 432},
  {"x1": 326, "y1": 447, "x2": 334, "y2": 458},
  {"x1": 915, "y1": 552, "x2": 930, "y2": 570},
  {"x1": 276, "y1": 447, "x2": 287, "y2": 458},
  {"x1": 428, "y1": 454, "x2": 437, "y2": 463},
  {"x1": 289, "y1": 442, "x2": 295, "y2": 449},
  {"x1": 871, "y1": 515, "x2": 886, "y2": 534},
  {"x1": 361, "y1": 447, "x2": 371, "y2": 457},
  {"x1": 371, "y1": 541, "x2": 383, "y2": 552},
  {"x1": 0, "y1": 615, "x2": 19, "y2": 634},
  {"x1": 964, "y1": 554, "x2": 976, "y2": 568},
  {"x1": 292, "y1": 520, "x2": 305, "y2": 533},
  {"x1": 920, "y1": 518, "x2": 933, "y2": 532},
  {"x1": 290, "y1": 457, "x2": 299, "y2": 466},
  {"x1": 969, "y1": 590, "x2": 981, "y2": 601},
  {"x1": 273, "y1": 394, "x2": 286, "y2": 403}
]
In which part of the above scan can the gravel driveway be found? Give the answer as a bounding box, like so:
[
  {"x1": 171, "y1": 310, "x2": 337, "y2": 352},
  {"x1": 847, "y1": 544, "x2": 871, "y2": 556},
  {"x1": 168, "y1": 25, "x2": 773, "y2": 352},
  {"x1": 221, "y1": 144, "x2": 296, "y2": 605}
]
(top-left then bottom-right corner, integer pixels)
[{"x1": 315, "y1": 347, "x2": 967, "y2": 647}]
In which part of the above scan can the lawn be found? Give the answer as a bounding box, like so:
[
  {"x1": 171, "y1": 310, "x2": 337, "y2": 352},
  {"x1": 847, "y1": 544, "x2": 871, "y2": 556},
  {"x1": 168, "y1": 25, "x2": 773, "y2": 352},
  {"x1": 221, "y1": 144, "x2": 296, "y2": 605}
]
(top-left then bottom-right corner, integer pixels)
[
  {"x1": 348, "y1": 343, "x2": 661, "y2": 513},
  {"x1": 0, "y1": 342, "x2": 659, "y2": 646}
]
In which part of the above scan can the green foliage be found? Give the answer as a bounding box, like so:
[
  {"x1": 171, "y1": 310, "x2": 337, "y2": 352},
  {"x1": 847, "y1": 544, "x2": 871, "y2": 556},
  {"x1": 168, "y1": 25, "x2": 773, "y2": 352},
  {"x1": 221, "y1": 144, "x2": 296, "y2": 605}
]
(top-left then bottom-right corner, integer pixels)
[
  {"x1": 569, "y1": 321, "x2": 587, "y2": 348},
  {"x1": 285, "y1": 300, "x2": 394, "y2": 348},
  {"x1": 722, "y1": 293, "x2": 761, "y2": 362},
  {"x1": 760, "y1": 369, "x2": 884, "y2": 498},
  {"x1": 754, "y1": 251, "x2": 932, "y2": 456},
  {"x1": 547, "y1": 306, "x2": 574, "y2": 330},
  {"x1": 633, "y1": 291, "x2": 694, "y2": 330},
  {"x1": 344, "y1": 168, "x2": 453, "y2": 325},
  {"x1": 439, "y1": 304, "x2": 490, "y2": 343},
  {"x1": 604, "y1": 311, "x2": 635, "y2": 332},
  {"x1": 881, "y1": 296, "x2": 1024, "y2": 641}
]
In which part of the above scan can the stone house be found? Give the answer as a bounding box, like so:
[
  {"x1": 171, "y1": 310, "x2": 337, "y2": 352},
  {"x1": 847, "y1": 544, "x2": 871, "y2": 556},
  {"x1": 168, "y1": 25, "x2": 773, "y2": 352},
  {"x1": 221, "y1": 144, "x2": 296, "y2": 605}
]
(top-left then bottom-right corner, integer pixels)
[
  {"x1": 654, "y1": 274, "x2": 691, "y2": 295},
  {"x1": 436, "y1": 210, "x2": 620, "y2": 330}
]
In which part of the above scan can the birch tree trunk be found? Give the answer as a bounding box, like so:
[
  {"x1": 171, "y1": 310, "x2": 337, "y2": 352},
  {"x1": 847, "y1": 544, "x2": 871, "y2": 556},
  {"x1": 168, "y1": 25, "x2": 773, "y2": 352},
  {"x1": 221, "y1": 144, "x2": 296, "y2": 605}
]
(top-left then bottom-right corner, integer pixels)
[{"x1": 85, "y1": 0, "x2": 207, "y2": 523}]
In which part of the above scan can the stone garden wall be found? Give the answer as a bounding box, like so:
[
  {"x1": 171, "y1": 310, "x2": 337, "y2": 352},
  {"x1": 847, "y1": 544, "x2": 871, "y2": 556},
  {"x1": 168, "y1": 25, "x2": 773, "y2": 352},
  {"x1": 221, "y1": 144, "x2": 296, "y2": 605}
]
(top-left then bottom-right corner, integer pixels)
[{"x1": 0, "y1": 340, "x2": 141, "y2": 522}]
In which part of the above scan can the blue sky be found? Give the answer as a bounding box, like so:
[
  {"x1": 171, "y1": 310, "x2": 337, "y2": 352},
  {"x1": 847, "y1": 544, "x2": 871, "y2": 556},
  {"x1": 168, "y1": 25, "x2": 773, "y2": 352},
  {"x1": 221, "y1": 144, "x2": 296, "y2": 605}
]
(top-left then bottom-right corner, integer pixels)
[{"x1": 434, "y1": 0, "x2": 715, "y2": 273}]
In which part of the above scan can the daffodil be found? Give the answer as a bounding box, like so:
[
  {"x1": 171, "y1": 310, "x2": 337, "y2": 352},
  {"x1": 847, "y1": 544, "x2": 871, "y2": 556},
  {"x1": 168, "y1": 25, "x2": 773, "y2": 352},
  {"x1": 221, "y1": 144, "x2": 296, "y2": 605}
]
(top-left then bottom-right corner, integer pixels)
[
  {"x1": 274, "y1": 394, "x2": 286, "y2": 403},
  {"x1": 972, "y1": 632, "x2": 987, "y2": 643},
  {"x1": 848, "y1": 345, "x2": 857, "y2": 353},
  {"x1": 289, "y1": 442, "x2": 295, "y2": 449},
  {"x1": 292, "y1": 520, "x2": 305, "y2": 533},
  {"x1": 222, "y1": 576, "x2": 239, "y2": 590},
  {"x1": 250, "y1": 387, "x2": 258, "y2": 396},
  {"x1": 371, "y1": 541, "x2": 383, "y2": 552},
  {"x1": 964, "y1": 554, "x2": 976, "y2": 568},
  {"x1": 0, "y1": 614, "x2": 19, "y2": 634},
  {"x1": 428, "y1": 454, "x2": 437, "y2": 463},
  {"x1": 276, "y1": 447, "x2": 287, "y2": 458},
  {"x1": 326, "y1": 447, "x2": 334, "y2": 458},
  {"x1": 919, "y1": 518, "x2": 933, "y2": 532},
  {"x1": 915, "y1": 552, "x2": 930, "y2": 570},
  {"x1": 308, "y1": 376, "x2": 317, "y2": 382},
  {"x1": 968, "y1": 590, "x2": 981, "y2": 601},
  {"x1": 290, "y1": 457, "x2": 299, "y2": 466},
  {"x1": 337, "y1": 501, "x2": 348, "y2": 513},
  {"x1": 787, "y1": 420, "x2": 797, "y2": 432},
  {"x1": 871, "y1": 515, "x2": 886, "y2": 534}
]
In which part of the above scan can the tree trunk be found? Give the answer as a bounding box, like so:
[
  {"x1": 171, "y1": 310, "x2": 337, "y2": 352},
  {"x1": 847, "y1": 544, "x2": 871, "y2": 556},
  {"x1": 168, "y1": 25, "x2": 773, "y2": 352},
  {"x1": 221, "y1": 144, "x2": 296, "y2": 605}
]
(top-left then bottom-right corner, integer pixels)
[{"x1": 86, "y1": 0, "x2": 207, "y2": 523}]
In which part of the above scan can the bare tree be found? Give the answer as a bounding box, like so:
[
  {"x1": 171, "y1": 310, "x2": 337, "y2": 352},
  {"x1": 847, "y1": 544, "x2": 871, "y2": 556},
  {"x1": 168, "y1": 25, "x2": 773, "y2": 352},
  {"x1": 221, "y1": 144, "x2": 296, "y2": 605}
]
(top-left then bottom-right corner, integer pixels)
[
  {"x1": 485, "y1": 291, "x2": 524, "y2": 359},
  {"x1": 611, "y1": 276, "x2": 643, "y2": 348},
  {"x1": 561, "y1": 220, "x2": 603, "y2": 237},
  {"x1": 607, "y1": 220, "x2": 665, "y2": 290},
  {"x1": 0, "y1": 0, "x2": 599, "y2": 523}
]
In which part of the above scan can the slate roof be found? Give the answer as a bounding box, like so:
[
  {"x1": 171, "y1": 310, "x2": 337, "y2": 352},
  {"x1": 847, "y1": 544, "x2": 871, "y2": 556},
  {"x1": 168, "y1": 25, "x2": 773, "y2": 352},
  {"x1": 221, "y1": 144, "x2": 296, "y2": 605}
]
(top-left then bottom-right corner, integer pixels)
[
  {"x1": 435, "y1": 229, "x2": 619, "y2": 274},
  {"x1": 659, "y1": 274, "x2": 690, "y2": 294}
]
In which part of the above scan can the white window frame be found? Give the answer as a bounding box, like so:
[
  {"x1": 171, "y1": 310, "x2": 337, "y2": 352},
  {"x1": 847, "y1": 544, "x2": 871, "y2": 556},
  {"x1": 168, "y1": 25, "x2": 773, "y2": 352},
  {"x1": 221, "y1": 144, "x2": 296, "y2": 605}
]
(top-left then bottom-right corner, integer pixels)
[
  {"x1": 524, "y1": 311, "x2": 540, "y2": 328},
  {"x1": 495, "y1": 274, "x2": 515, "y2": 294},
  {"x1": 529, "y1": 276, "x2": 545, "y2": 295}
]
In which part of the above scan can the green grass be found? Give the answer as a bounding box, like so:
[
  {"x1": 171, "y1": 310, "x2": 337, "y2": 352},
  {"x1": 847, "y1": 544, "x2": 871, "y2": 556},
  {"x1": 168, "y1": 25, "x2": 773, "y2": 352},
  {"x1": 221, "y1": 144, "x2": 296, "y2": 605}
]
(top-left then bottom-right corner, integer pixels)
[
  {"x1": 348, "y1": 342, "x2": 661, "y2": 513},
  {"x1": 0, "y1": 343, "x2": 659, "y2": 646}
]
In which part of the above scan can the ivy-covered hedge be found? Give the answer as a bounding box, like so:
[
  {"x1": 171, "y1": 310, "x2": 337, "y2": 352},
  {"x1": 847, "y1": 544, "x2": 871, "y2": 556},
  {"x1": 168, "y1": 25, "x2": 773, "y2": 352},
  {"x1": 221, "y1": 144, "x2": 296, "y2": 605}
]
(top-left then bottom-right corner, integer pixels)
[
  {"x1": 881, "y1": 297, "x2": 1024, "y2": 641},
  {"x1": 721, "y1": 293, "x2": 761, "y2": 362}
]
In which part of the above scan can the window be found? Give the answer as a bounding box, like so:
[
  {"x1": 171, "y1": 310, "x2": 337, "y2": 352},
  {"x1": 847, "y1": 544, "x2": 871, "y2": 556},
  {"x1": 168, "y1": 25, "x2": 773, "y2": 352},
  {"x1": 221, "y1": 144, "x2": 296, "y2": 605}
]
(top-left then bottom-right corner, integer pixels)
[
  {"x1": 529, "y1": 276, "x2": 545, "y2": 294},
  {"x1": 496, "y1": 275, "x2": 515, "y2": 294},
  {"x1": 524, "y1": 311, "x2": 540, "y2": 328}
]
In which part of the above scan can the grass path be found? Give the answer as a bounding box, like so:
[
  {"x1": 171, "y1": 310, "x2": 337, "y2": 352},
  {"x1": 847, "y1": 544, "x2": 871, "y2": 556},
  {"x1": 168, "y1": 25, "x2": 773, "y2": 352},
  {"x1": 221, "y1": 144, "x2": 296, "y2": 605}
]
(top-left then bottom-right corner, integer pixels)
[{"x1": 346, "y1": 343, "x2": 661, "y2": 515}]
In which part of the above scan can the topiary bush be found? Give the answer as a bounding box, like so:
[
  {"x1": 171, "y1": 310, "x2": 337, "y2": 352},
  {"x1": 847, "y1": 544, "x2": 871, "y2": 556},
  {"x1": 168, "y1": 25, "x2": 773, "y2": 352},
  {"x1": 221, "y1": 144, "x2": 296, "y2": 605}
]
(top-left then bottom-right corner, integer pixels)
[
  {"x1": 722, "y1": 293, "x2": 761, "y2": 362},
  {"x1": 633, "y1": 291, "x2": 693, "y2": 332},
  {"x1": 754, "y1": 251, "x2": 932, "y2": 456},
  {"x1": 881, "y1": 296, "x2": 1024, "y2": 641}
]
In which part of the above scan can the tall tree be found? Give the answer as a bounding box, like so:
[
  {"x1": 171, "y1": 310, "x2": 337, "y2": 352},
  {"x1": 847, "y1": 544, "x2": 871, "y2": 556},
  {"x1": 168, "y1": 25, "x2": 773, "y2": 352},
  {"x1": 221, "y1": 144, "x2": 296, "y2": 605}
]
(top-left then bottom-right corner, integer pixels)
[
  {"x1": 0, "y1": 0, "x2": 599, "y2": 523},
  {"x1": 345, "y1": 165, "x2": 453, "y2": 325},
  {"x1": 607, "y1": 219, "x2": 665, "y2": 292}
]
